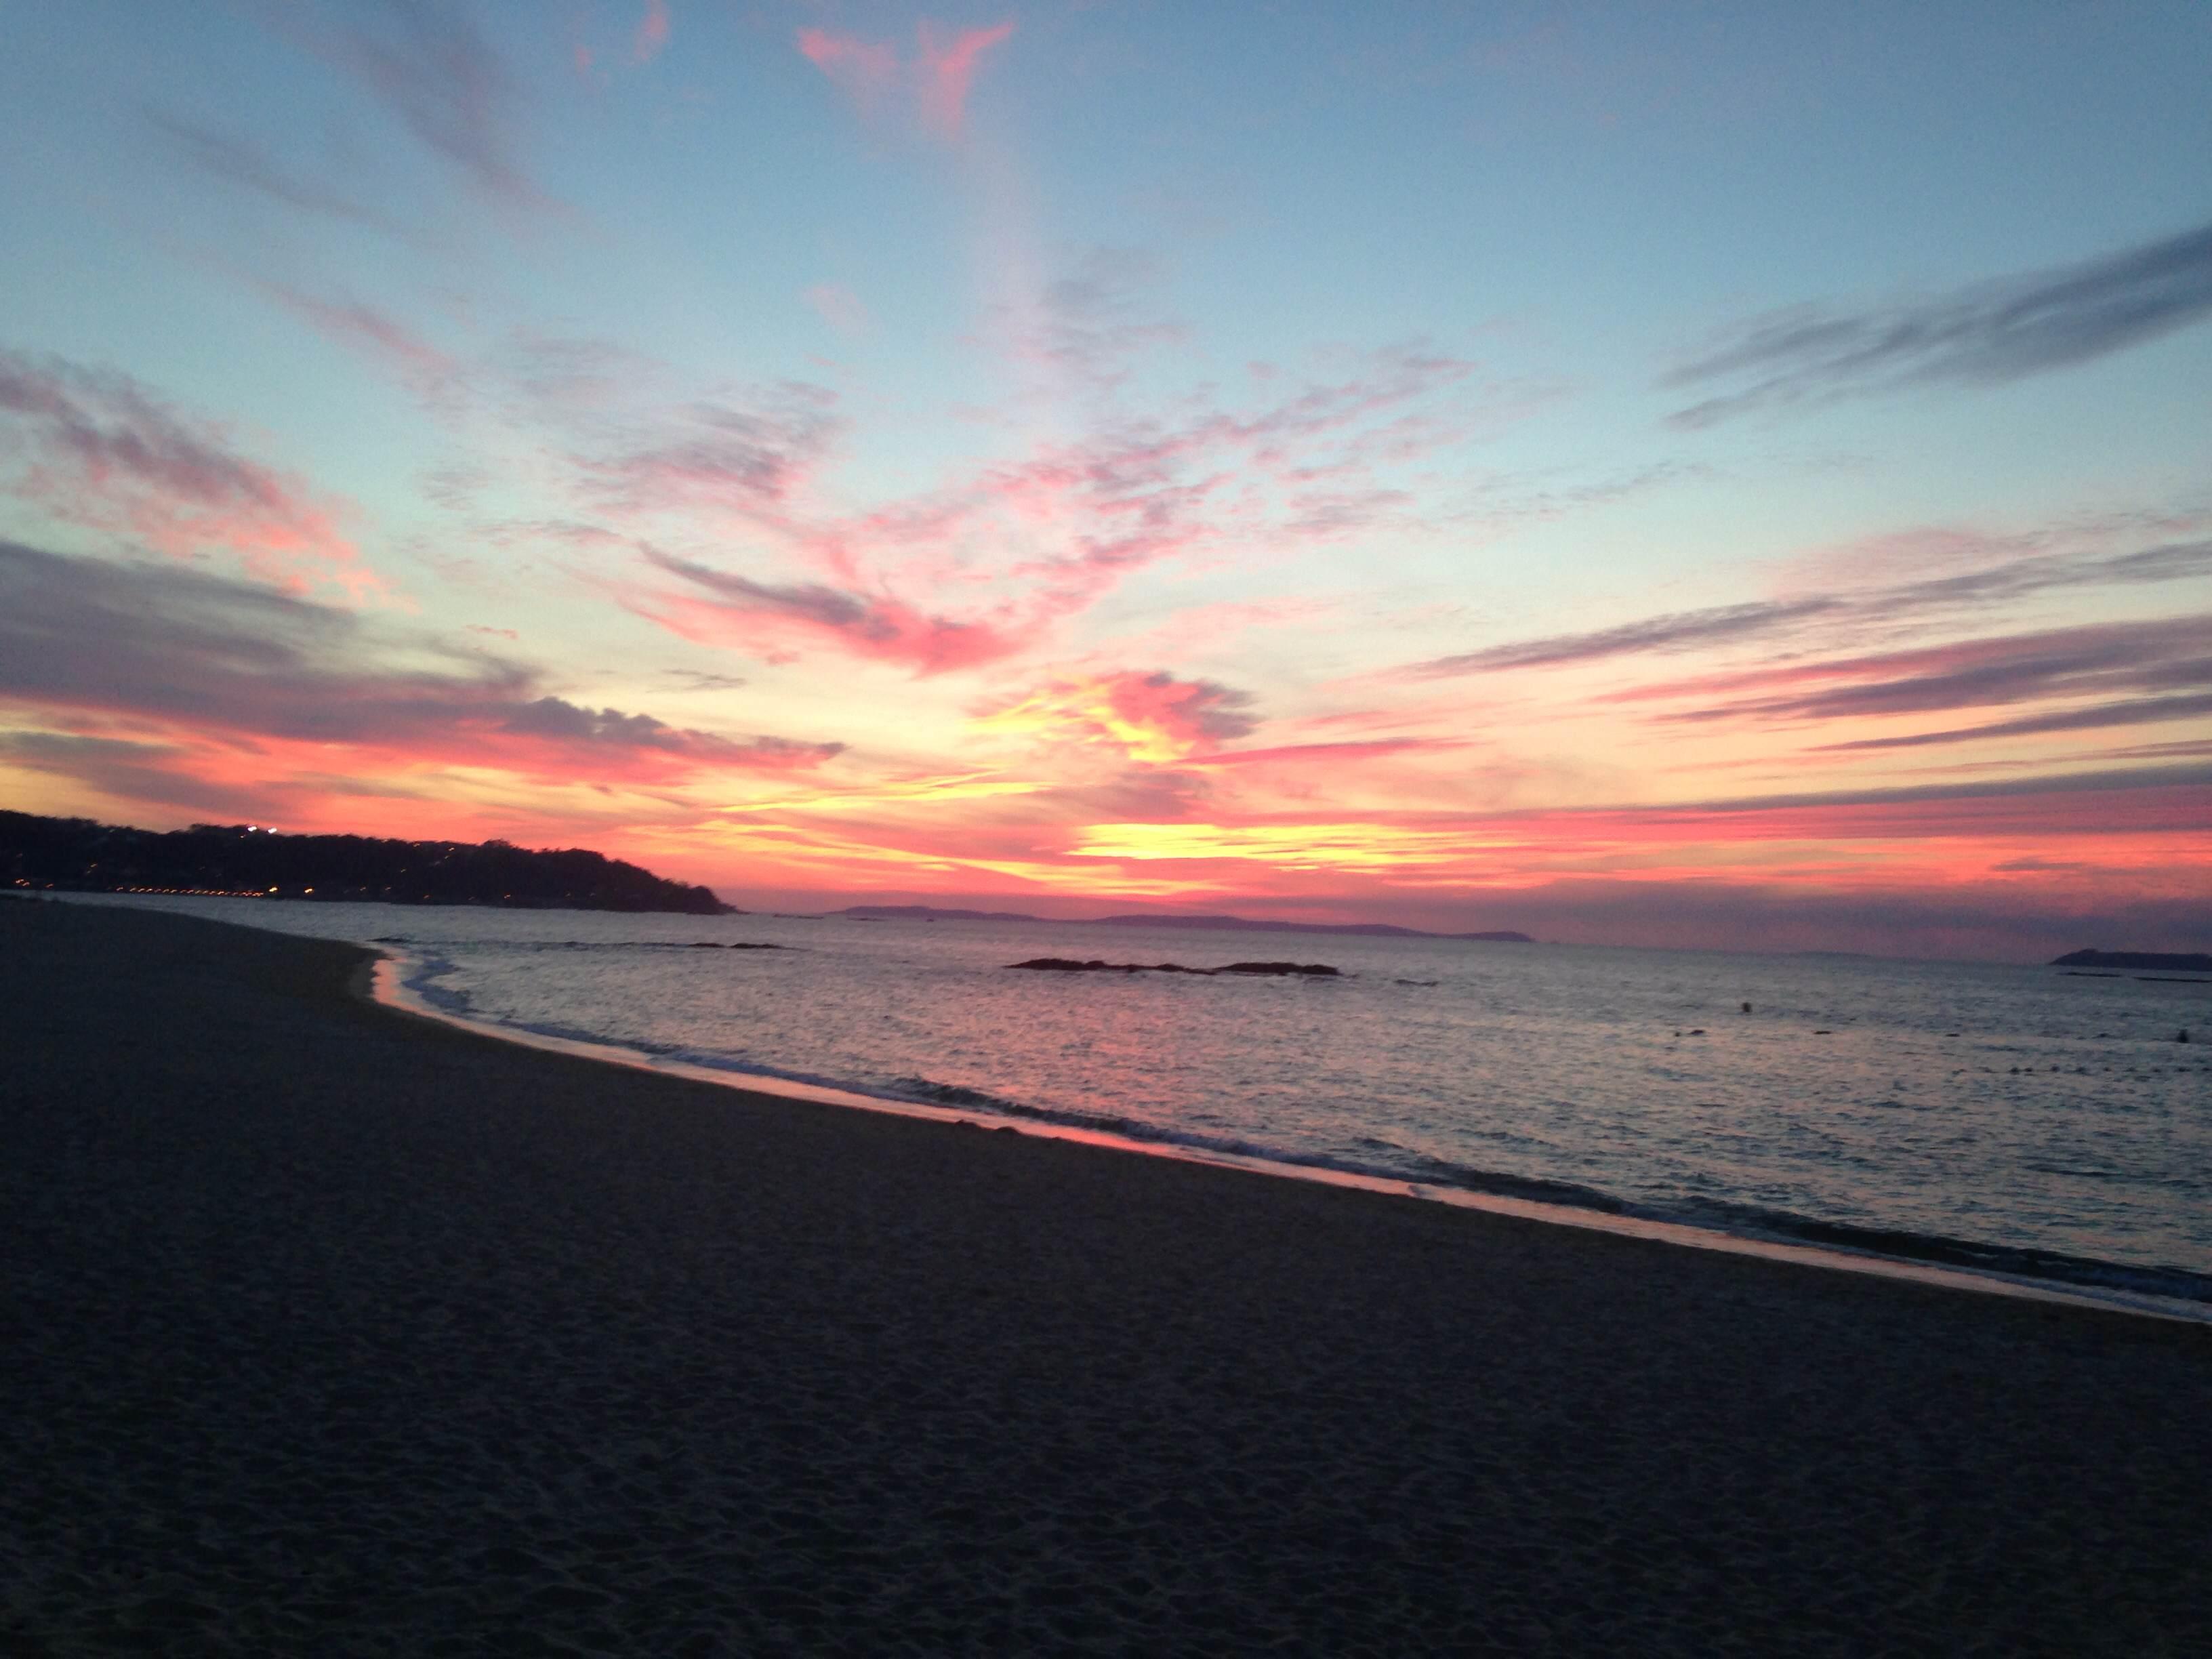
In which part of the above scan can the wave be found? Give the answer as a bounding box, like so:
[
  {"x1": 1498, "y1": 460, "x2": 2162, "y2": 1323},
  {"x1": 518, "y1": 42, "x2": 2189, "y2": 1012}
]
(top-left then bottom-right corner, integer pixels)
[
  {"x1": 882, "y1": 1078, "x2": 2211, "y2": 1306},
  {"x1": 1663, "y1": 1197, "x2": 2212, "y2": 1307},
  {"x1": 382, "y1": 946, "x2": 2211, "y2": 1313}
]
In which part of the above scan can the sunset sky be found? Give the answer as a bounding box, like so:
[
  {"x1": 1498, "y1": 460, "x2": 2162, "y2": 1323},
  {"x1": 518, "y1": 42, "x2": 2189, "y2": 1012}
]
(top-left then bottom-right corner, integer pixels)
[{"x1": 3, "y1": 2, "x2": 2209, "y2": 958}]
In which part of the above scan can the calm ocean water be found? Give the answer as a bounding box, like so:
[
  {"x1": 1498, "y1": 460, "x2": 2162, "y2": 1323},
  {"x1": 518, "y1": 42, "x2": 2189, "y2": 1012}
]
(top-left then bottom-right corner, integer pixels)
[{"x1": 73, "y1": 895, "x2": 2212, "y2": 1310}]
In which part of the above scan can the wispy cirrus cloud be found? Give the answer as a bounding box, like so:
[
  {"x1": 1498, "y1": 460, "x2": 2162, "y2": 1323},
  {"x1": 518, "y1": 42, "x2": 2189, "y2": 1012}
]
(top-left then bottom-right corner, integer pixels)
[
  {"x1": 259, "y1": 248, "x2": 1498, "y2": 684},
  {"x1": 0, "y1": 541, "x2": 842, "y2": 794},
  {"x1": 264, "y1": 298, "x2": 847, "y2": 539},
  {"x1": 0, "y1": 348, "x2": 373, "y2": 596},
  {"x1": 1002, "y1": 247, "x2": 1189, "y2": 401},
  {"x1": 146, "y1": 110, "x2": 409, "y2": 237},
  {"x1": 583, "y1": 340, "x2": 1486, "y2": 672},
  {"x1": 798, "y1": 20, "x2": 1014, "y2": 140},
  {"x1": 916, "y1": 21, "x2": 1015, "y2": 138},
  {"x1": 1620, "y1": 613, "x2": 2212, "y2": 763},
  {"x1": 1656, "y1": 615, "x2": 2212, "y2": 724},
  {"x1": 633, "y1": 549, "x2": 1035, "y2": 675},
  {"x1": 1665, "y1": 218, "x2": 2212, "y2": 427},
  {"x1": 1408, "y1": 598, "x2": 1841, "y2": 678},
  {"x1": 496, "y1": 696, "x2": 839, "y2": 771},
  {"x1": 795, "y1": 28, "x2": 898, "y2": 115},
  {"x1": 959, "y1": 343, "x2": 1483, "y2": 615},
  {"x1": 575, "y1": 386, "x2": 844, "y2": 522},
  {"x1": 1815, "y1": 692, "x2": 2212, "y2": 752},
  {"x1": 257, "y1": 285, "x2": 465, "y2": 405},
  {"x1": 293, "y1": 0, "x2": 547, "y2": 210},
  {"x1": 634, "y1": 0, "x2": 672, "y2": 64},
  {"x1": 1406, "y1": 535, "x2": 2212, "y2": 680}
]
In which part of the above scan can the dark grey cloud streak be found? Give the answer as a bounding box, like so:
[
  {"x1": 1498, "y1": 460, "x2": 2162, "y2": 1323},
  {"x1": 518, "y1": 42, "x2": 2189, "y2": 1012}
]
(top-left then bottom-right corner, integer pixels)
[
  {"x1": 1664, "y1": 615, "x2": 2212, "y2": 723},
  {"x1": 241, "y1": 0, "x2": 546, "y2": 211},
  {"x1": 0, "y1": 349, "x2": 304, "y2": 527},
  {"x1": 1665, "y1": 218, "x2": 2212, "y2": 427},
  {"x1": 1404, "y1": 538, "x2": 2212, "y2": 679},
  {"x1": 1816, "y1": 692, "x2": 2212, "y2": 752},
  {"x1": 639, "y1": 548, "x2": 1031, "y2": 674},
  {"x1": 0, "y1": 346, "x2": 364, "y2": 590},
  {"x1": 1643, "y1": 611, "x2": 2212, "y2": 752},
  {"x1": 0, "y1": 542, "x2": 841, "y2": 790},
  {"x1": 1408, "y1": 597, "x2": 1841, "y2": 677},
  {"x1": 146, "y1": 111, "x2": 411, "y2": 237}
]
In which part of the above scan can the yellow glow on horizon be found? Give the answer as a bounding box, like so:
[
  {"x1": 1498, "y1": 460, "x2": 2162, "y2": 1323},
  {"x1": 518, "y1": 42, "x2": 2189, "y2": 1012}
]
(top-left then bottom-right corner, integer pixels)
[{"x1": 1070, "y1": 821, "x2": 1504, "y2": 872}]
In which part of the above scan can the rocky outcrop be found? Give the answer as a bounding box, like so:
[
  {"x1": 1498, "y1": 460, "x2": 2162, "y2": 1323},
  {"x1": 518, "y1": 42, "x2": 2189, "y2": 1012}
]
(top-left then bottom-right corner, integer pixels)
[{"x1": 1006, "y1": 958, "x2": 1341, "y2": 977}]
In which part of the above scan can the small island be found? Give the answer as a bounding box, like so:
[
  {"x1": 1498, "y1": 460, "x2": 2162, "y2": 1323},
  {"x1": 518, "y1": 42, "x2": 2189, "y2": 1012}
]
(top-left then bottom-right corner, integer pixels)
[
  {"x1": 1, "y1": 811, "x2": 733, "y2": 916},
  {"x1": 2050, "y1": 949, "x2": 2212, "y2": 972}
]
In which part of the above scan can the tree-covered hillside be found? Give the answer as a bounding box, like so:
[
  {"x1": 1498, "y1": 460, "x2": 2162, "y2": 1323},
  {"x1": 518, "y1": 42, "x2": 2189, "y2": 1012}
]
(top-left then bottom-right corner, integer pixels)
[{"x1": 0, "y1": 812, "x2": 732, "y2": 915}]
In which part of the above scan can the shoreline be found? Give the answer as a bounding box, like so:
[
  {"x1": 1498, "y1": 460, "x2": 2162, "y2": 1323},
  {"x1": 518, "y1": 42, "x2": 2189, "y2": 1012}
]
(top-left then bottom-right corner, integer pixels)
[
  {"x1": 370, "y1": 942, "x2": 2212, "y2": 1327},
  {"x1": 7, "y1": 899, "x2": 2211, "y2": 1653}
]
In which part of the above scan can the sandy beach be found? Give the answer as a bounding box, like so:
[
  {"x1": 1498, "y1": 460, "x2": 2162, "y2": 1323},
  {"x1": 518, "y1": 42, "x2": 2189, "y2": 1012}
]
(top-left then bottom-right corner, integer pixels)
[{"x1": 2, "y1": 899, "x2": 2207, "y2": 1656}]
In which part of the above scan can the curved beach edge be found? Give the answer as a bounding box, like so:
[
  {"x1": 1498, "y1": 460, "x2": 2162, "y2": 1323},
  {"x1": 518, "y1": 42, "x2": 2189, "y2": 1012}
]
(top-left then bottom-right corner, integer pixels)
[
  {"x1": 363, "y1": 941, "x2": 2210, "y2": 1327},
  {"x1": 11, "y1": 895, "x2": 2212, "y2": 1654}
]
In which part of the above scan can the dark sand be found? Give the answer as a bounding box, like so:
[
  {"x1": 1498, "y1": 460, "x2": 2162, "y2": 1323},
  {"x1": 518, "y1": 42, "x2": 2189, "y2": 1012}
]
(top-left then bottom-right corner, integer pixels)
[{"x1": 3, "y1": 899, "x2": 2207, "y2": 1656}]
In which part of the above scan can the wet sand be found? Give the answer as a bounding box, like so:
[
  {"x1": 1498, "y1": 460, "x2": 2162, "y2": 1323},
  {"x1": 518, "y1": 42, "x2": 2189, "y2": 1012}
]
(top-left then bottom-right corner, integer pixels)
[{"x1": 3, "y1": 897, "x2": 2207, "y2": 1655}]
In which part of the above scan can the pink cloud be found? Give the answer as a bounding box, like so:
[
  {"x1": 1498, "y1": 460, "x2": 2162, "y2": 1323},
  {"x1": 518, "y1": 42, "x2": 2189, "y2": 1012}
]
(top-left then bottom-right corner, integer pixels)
[
  {"x1": 917, "y1": 22, "x2": 1015, "y2": 137},
  {"x1": 573, "y1": 388, "x2": 844, "y2": 522},
  {"x1": 635, "y1": 0, "x2": 671, "y2": 64},
  {"x1": 796, "y1": 20, "x2": 1012, "y2": 140},
  {"x1": 434, "y1": 319, "x2": 1481, "y2": 673},
  {"x1": 258, "y1": 284, "x2": 464, "y2": 405},
  {"x1": 633, "y1": 550, "x2": 1036, "y2": 675},
  {"x1": 797, "y1": 28, "x2": 899, "y2": 117},
  {"x1": 596, "y1": 342, "x2": 1481, "y2": 663},
  {"x1": 0, "y1": 349, "x2": 376, "y2": 598},
  {"x1": 0, "y1": 541, "x2": 846, "y2": 800}
]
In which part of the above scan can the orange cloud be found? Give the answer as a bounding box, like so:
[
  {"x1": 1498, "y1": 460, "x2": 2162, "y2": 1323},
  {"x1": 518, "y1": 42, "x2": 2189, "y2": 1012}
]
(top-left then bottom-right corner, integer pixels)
[{"x1": 974, "y1": 671, "x2": 1256, "y2": 763}]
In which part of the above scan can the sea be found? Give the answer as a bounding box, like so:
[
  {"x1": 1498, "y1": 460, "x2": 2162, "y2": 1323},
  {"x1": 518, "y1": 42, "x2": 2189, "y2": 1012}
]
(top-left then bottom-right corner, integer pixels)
[{"x1": 65, "y1": 893, "x2": 2212, "y2": 1319}]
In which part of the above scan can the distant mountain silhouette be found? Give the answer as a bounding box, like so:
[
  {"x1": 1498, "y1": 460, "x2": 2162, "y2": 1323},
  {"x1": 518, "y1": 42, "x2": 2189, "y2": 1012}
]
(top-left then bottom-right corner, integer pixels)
[
  {"x1": 1, "y1": 811, "x2": 731, "y2": 915},
  {"x1": 834, "y1": 903, "x2": 1531, "y2": 943},
  {"x1": 835, "y1": 904, "x2": 1043, "y2": 923},
  {"x1": 2051, "y1": 949, "x2": 2212, "y2": 972}
]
